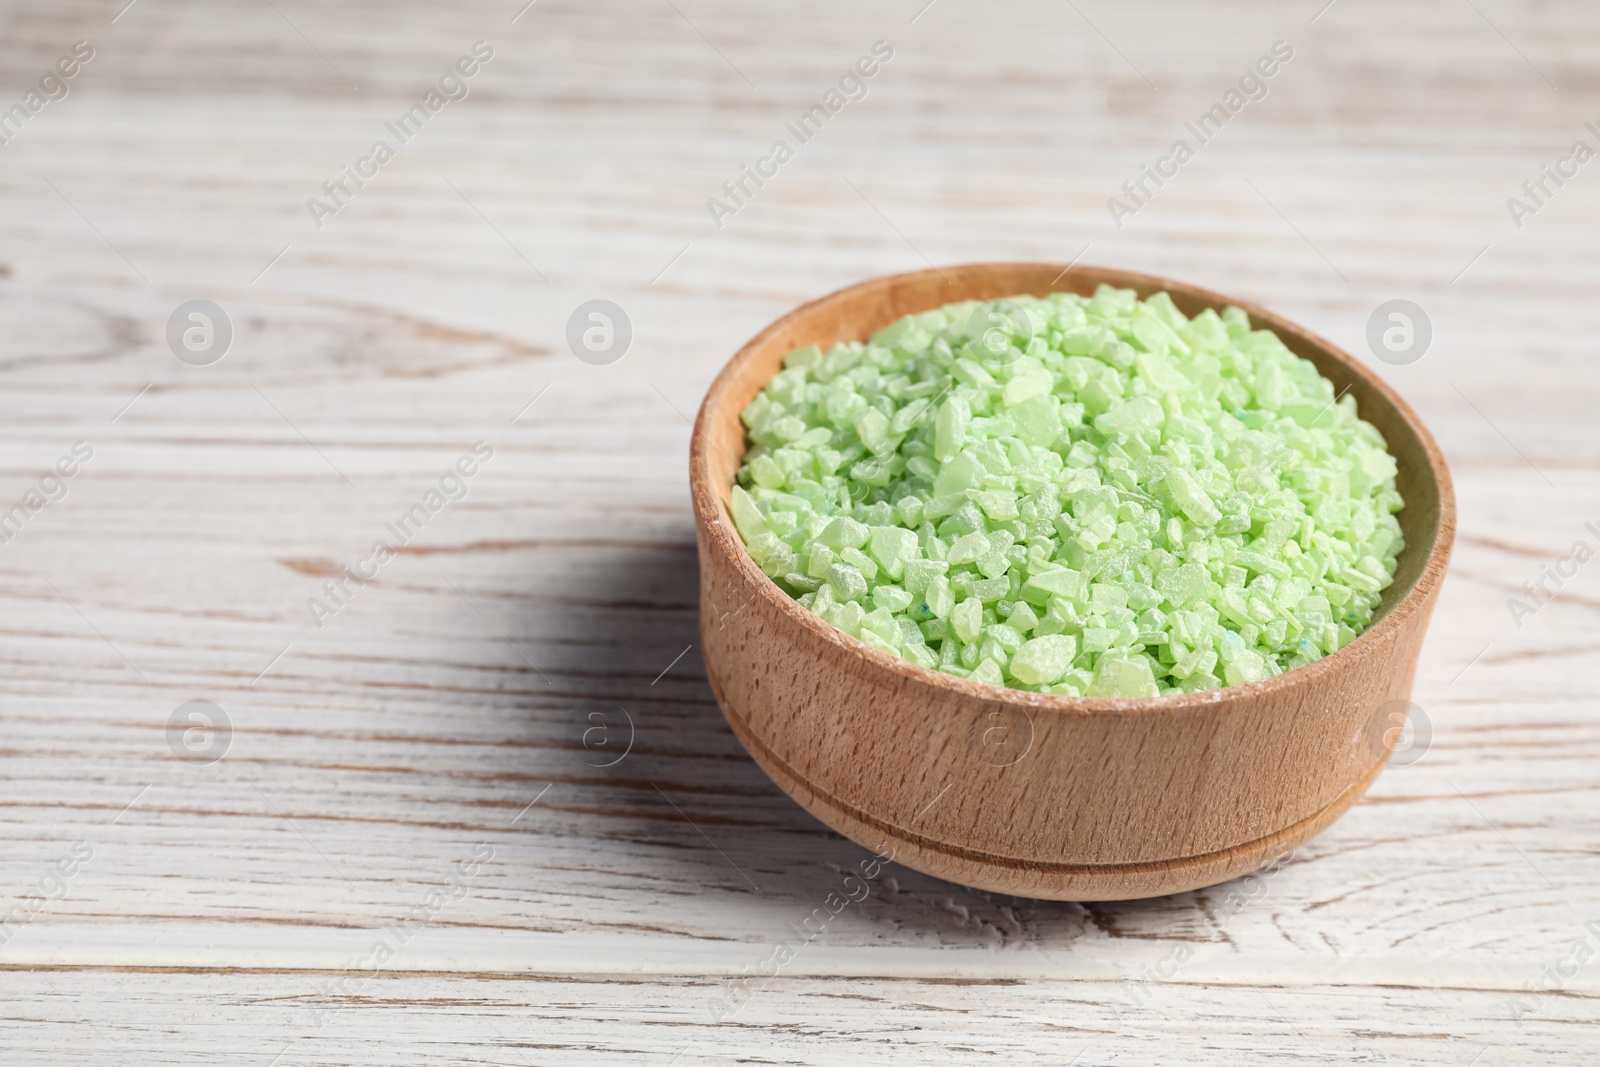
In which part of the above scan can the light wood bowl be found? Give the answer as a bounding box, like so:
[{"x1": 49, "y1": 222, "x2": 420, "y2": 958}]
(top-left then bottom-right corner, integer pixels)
[{"x1": 690, "y1": 263, "x2": 1454, "y2": 901}]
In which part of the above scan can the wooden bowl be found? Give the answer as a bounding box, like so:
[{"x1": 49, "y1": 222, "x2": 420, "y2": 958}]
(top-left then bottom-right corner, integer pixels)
[{"x1": 689, "y1": 263, "x2": 1454, "y2": 901}]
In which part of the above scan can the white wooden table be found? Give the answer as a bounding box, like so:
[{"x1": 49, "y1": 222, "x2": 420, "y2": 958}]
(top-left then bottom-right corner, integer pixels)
[{"x1": 2, "y1": 0, "x2": 1596, "y2": 1062}]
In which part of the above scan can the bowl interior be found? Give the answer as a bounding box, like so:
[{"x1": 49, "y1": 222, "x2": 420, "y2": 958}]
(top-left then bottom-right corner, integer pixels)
[{"x1": 696, "y1": 263, "x2": 1450, "y2": 647}]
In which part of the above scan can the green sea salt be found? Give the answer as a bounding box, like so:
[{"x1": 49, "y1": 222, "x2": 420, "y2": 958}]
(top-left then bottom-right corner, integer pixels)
[{"x1": 730, "y1": 286, "x2": 1405, "y2": 697}]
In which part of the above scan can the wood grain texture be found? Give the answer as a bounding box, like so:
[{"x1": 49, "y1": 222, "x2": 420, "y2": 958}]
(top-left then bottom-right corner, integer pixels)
[{"x1": 0, "y1": 0, "x2": 1597, "y2": 1062}]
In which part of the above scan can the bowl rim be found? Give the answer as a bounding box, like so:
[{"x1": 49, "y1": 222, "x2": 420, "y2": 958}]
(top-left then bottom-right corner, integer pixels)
[{"x1": 689, "y1": 262, "x2": 1457, "y2": 717}]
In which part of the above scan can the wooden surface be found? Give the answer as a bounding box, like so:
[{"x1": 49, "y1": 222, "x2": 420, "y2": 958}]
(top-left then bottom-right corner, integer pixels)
[
  {"x1": 691, "y1": 262, "x2": 1455, "y2": 900},
  {"x1": 1, "y1": 0, "x2": 1596, "y2": 1062}
]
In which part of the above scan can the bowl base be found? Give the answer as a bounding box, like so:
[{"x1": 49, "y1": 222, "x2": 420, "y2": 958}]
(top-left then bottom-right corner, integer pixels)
[{"x1": 717, "y1": 682, "x2": 1385, "y2": 902}]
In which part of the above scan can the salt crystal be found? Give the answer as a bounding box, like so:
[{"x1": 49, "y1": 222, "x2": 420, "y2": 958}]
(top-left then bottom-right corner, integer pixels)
[{"x1": 733, "y1": 286, "x2": 1405, "y2": 694}]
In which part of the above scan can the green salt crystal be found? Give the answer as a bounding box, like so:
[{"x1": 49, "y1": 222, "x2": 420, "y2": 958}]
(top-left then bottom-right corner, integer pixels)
[
  {"x1": 1089, "y1": 655, "x2": 1160, "y2": 698},
  {"x1": 1165, "y1": 469, "x2": 1222, "y2": 528},
  {"x1": 924, "y1": 576, "x2": 955, "y2": 619},
  {"x1": 1009, "y1": 634, "x2": 1078, "y2": 685},
  {"x1": 951, "y1": 597, "x2": 983, "y2": 643},
  {"x1": 970, "y1": 659, "x2": 1005, "y2": 687},
  {"x1": 819, "y1": 516, "x2": 869, "y2": 550},
  {"x1": 732, "y1": 288, "x2": 1406, "y2": 696},
  {"x1": 873, "y1": 584, "x2": 915, "y2": 614},
  {"x1": 826, "y1": 562, "x2": 868, "y2": 602},
  {"x1": 935, "y1": 397, "x2": 970, "y2": 461},
  {"x1": 869, "y1": 525, "x2": 919, "y2": 580},
  {"x1": 729, "y1": 485, "x2": 768, "y2": 539}
]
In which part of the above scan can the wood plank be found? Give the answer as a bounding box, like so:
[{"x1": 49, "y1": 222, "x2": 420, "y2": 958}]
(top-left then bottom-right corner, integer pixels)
[{"x1": 2, "y1": 0, "x2": 1599, "y2": 1060}]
